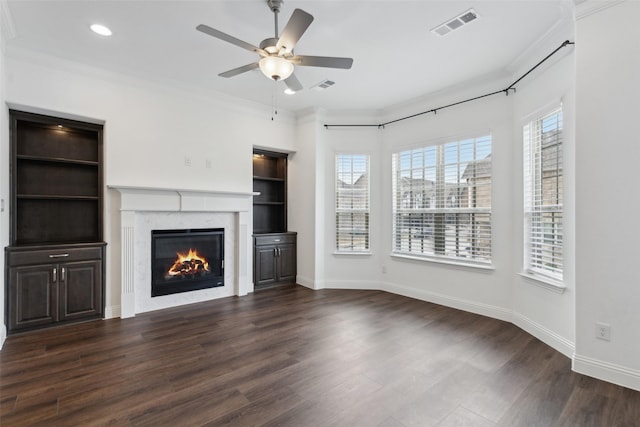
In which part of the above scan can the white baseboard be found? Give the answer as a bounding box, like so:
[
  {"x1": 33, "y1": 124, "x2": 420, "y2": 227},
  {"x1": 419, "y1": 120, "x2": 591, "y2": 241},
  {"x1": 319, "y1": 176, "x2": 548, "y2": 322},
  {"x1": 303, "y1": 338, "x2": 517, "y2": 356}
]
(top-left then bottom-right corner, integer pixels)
[
  {"x1": 296, "y1": 275, "x2": 320, "y2": 290},
  {"x1": 512, "y1": 312, "x2": 575, "y2": 358},
  {"x1": 0, "y1": 323, "x2": 6, "y2": 350},
  {"x1": 104, "y1": 305, "x2": 121, "y2": 319},
  {"x1": 323, "y1": 280, "x2": 382, "y2": 290},
  {"x1": 573, "y1": 354, "x2": 640, "y2": 392},
  {"x1": 382, "y1": 281, "x2": 513, "y2": 323}
]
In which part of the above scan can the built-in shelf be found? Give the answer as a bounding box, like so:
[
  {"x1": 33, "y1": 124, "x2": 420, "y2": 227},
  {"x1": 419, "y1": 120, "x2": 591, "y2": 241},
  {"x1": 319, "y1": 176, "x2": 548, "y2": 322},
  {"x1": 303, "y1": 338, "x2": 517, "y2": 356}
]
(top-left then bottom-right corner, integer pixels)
[
  {"x1": 253, "y1": 176, "x2": 285, "y2": 182},
  {"x1": 17, "y1": 155, "x2": 99, "y2": 166},
  {"x1": 7, "y1": 110, "x2": 105, "y2": 334},
  {"x1": 17, "y1": 194, "x2": 100, "y2": 201},
  {"x1": 253, "y1": 150, "x2": 287, "y2": 234},
  {"x1": 254, "y1": 201, "x2": 285, "y2": 206}
]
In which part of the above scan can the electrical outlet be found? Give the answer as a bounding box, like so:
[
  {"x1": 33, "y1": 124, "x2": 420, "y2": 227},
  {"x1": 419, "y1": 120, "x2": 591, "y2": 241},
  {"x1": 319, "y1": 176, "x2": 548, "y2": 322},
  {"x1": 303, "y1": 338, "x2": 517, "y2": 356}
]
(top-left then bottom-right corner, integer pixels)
[
  {"x1": 205, "y1": 159, "x2": 211, "y2": 169},
  {"x1": 184, "y1": 156, "x2": 191, "y2": 167},
  {"x1": 596, "y1": 322, "x2": 611, "y2": 341},
  {"x1": 382, "y1": 265, "x2": 387, "y2": 274}
]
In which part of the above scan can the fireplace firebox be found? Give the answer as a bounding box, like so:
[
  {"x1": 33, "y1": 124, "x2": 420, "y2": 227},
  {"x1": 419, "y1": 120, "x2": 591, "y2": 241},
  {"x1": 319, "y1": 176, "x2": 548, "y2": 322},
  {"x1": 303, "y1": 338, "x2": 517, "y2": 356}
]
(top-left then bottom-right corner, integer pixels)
[{"x1": 151, "y1": 228, "x2": 224, "y2": 297}]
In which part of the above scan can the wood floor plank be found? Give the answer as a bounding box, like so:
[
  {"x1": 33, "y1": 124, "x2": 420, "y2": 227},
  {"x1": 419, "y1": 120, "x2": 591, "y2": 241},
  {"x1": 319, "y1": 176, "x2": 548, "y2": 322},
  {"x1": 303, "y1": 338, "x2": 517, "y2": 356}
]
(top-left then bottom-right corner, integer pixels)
[
  {"x1": 2, "y1": 285, "x2": 640, "y2": 426},
  {"x1": 437, "y1": 406, "x2": 495, "y2": 427}
]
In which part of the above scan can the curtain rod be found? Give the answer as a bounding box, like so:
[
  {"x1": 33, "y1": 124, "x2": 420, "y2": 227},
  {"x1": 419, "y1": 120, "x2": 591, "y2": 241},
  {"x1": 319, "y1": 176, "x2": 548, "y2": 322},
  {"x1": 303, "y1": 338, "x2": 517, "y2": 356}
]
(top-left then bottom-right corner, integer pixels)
[{"x1": 324, "y1": 40, "x2": 575, "y2": 130}]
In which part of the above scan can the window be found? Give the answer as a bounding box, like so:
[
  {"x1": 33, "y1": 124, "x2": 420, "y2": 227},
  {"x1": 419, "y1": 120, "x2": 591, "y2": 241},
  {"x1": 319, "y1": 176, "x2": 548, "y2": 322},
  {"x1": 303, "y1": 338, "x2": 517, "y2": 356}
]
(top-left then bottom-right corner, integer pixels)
[
  {"x1": 392, "y1": 135, "x2": 492, "y2": 264},
  {"x1": 523, "y1": 107, "x2": 563, "y2": 280},
  {"x1": 336, "y1": 154, "x2": 370, "y2": 252}
]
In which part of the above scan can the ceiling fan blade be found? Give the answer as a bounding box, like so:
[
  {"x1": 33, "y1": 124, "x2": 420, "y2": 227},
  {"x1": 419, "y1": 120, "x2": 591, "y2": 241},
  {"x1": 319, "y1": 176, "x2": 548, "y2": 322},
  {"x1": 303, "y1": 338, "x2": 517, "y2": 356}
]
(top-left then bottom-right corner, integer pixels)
[
  {"x1": 292, "y1": 55, "x2": 353, "y2": 69},
  {"x1": 197, "y1": 24, "x2": 266, "y2": 56},
  {"x1": 218, "y1": 62, "x2": 259, "y2": 78},
  {"x1": 276, "y1": 9, "x2": 314, "y2": 53},
  {"x1": 284, "y1": 73, "x2": 303, "y2": 92}
]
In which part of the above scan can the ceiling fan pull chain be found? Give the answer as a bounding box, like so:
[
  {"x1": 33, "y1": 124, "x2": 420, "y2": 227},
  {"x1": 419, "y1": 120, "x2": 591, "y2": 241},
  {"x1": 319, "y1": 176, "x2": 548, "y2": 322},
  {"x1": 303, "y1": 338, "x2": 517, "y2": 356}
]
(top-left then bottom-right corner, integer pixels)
[{"x1": 272, "y1": 79, "x2": 278, "y2": 120}]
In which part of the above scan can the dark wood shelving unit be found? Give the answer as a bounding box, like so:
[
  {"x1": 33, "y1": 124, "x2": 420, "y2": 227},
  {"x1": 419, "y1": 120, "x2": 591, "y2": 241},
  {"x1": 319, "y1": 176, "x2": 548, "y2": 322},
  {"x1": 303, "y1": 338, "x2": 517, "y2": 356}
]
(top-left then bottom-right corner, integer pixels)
[
  {"x1": 252, "y1": 149, "x2": 296, "y2": 288},
  {"x1": 252, "y1": 150, "x2": 287, "y2": 235},
  {"x1": 5, "y1": 110, "x2": 105, "y2": 334}
]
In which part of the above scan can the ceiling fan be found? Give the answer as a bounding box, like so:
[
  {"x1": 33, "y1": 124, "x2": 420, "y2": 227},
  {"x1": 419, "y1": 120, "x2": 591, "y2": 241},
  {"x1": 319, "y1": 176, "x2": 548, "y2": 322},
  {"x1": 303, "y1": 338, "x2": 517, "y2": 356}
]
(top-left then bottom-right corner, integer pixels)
[{"x1": 196, "y1": 0, "x2": 353, "y2": 93}]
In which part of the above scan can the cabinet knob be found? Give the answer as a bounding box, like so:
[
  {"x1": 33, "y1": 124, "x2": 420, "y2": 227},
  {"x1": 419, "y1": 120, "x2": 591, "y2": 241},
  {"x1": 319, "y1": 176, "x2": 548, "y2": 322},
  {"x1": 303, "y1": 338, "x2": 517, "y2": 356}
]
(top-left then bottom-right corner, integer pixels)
[
  {"x1": 61, "y1": 267, "x2": 66, "y2": 282},
  {"x1": 52, "y1": 268, "x2": 57, "y2": 283}
]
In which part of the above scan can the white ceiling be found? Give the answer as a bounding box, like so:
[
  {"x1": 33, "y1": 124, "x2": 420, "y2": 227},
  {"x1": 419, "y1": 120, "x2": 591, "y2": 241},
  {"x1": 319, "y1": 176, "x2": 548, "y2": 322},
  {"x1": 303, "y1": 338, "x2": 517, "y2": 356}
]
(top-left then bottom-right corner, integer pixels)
[{"x1": 5, "y1": 0, "x2": 573, "y2": 113}]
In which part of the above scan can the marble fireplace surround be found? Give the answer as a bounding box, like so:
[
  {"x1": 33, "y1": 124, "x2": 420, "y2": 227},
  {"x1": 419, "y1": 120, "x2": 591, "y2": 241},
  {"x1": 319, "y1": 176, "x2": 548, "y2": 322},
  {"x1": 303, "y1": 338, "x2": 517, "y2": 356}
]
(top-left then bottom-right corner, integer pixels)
[{"x1": 110, "y1": 186, "x2": 254, "y2": 318}]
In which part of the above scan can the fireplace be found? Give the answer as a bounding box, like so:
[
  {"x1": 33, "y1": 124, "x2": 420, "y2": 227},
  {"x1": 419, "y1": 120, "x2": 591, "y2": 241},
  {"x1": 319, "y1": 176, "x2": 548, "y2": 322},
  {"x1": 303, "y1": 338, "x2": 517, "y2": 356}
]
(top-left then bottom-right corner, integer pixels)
[{"x1": 151, "y1": 228, "x2": 224, "y2": 297}]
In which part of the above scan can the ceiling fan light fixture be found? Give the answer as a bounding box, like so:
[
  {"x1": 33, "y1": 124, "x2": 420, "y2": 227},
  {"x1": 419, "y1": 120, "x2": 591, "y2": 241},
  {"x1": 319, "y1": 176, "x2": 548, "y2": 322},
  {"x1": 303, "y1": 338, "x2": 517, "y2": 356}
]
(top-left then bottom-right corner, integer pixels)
[{"x1": 259, "y1": 56, "x2": 294, "y2": 81}]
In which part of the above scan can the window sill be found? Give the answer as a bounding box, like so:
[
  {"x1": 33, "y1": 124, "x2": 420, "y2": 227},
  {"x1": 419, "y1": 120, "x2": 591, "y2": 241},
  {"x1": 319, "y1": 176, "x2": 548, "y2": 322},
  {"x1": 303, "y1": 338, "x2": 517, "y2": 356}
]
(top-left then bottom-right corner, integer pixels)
[
  {"x1": 390, "y1": 252, "x2": 494, "y2": 271},
  {"x1": 519, "y1": 272, "x2": 566, "y2": 294},
  {"x1": 333, "y1": 251, "x2": 372, "y2": 256}
]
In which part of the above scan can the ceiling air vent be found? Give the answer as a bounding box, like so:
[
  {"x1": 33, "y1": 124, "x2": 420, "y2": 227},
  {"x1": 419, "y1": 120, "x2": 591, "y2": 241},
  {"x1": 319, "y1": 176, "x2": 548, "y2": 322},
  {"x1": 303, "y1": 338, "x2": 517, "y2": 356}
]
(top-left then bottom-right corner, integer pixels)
[
  {"x1": 431, "y1": 8, "x2": 479, "y2": 37},
  {"x1": 311, "y1": 79, "x2": 335, "y2": 91}
]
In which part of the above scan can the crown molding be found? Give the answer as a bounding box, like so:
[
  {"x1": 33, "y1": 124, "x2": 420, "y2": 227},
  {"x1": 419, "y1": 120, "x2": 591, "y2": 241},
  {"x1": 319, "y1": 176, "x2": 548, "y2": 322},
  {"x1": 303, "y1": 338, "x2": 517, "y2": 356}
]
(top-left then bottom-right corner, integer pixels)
[
  {"x1": 506, "y1": 5, "x2": 574, "y2": 77},
  {"x1": 575, "y1": 0, "x2": 626, "y2": 20},
  {"x1": 0, "y1": 0, "x2": 17, "y2": 43},
  {"x1": 6, "y1": 45, "x2": 297, "y2": 124}
]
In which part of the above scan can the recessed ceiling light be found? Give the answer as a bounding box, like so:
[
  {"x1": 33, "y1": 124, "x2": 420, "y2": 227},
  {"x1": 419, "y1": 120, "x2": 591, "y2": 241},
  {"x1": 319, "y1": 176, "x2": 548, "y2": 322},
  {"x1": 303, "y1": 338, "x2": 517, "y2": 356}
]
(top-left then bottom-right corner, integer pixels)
[
  {"x1": 90, "y1": 24, "x2": 112, "y2": 37},
  {"x1": 284, "y1": 88, "x2": 296, "y2": 95}
]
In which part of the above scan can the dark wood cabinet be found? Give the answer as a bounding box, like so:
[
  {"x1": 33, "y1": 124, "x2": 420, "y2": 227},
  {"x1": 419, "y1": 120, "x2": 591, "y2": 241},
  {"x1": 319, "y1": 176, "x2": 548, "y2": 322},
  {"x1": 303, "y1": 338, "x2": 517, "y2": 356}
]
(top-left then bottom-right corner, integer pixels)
[
  {"x1": 254, "y1": 233, "x2": 296, "y2": 288},
  {"x1": 6, "y1": 244, "x2": 104, "y2": 332},
  {"x1": 59, "y1": 258, "x2": 103, "y2": 322},
  {"x1": 8, "y1": 263, "x2": 57, "y2": 330},
  {"x1": 6, "y1": 110, "x2": 105, "y2": 334}
]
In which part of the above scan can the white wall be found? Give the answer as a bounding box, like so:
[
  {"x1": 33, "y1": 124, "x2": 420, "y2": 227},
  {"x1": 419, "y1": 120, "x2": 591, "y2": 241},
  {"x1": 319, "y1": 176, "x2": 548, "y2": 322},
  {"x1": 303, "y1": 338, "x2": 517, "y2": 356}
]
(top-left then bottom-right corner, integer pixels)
[
  {"x1": 573, "y1": 0, "x2": 640, "y2": 390},
  {"x1": 511, "y1": 49, "x2": 576, "y2": 357},
  {"x1": 378, "y1": 82, "x2": 515, "y2": 321},
  {"x1": 3, "y1": 48, "x2": 297, "y2": 317},
  {"x1": 288, "y1": 110, "x2": 327, "y2": 288},
  {"x1": 320, "y1": 111, "x2": 383, "y2": 289}
]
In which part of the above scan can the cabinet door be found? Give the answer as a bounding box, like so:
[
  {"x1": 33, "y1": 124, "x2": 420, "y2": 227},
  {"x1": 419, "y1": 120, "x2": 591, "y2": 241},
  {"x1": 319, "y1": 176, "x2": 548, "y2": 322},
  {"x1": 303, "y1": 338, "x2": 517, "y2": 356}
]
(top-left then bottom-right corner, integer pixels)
[
  {"x1": 255, "y1": 245, "x2": 277, "y2": 287},
  {"x1": 59, "y1": 260, "x2": 102, "y2": 321},
  {"x1": 9, "y1": 264, "x2": 58, "y2": 331},
  {"x1": 276, "y1": 244, "x2": 296, "y2": 283}
]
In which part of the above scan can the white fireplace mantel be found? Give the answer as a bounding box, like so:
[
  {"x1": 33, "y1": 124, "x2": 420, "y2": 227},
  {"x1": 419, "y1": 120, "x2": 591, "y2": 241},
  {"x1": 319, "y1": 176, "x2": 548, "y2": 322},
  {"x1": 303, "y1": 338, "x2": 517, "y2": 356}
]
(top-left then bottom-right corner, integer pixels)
[{"x1": 109, "y1": 186, "x2": 256, "y2": 318}]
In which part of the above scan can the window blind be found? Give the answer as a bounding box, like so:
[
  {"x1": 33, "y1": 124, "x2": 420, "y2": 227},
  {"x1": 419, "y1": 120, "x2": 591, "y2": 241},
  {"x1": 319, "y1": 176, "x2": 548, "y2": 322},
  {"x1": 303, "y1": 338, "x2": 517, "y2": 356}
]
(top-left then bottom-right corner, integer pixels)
[
  {"x1": 392, "y1": 135, "x2": 492, "y2": 263},
  {"x1": 336, "y1": 154, "x2": 370, "y2": 252},
  {"x1": 523, "y1": 108, "x2": 563, "y2": 280}
]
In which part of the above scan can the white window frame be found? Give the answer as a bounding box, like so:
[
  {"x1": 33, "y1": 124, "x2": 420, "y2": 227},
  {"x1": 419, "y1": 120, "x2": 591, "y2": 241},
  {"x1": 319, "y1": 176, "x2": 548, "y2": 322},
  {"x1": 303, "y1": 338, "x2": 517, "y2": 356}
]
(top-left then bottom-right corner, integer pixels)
[
  {"x1": 523, "y1": 106, "x2": 564, "y2": 284},
  {"x1": 391, "y1": 134, "x2": 492, "y2": 266},
  {"x1": 335, "y1": 153, "x2": 370, "y2": 254}
]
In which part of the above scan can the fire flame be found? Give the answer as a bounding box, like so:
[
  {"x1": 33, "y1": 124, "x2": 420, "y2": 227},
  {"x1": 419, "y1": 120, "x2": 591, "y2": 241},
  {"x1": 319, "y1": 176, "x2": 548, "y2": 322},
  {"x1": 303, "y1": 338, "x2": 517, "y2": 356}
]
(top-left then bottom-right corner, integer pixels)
[{"x1": 167, "y1": 248, "x2": 210, "y2": 277}]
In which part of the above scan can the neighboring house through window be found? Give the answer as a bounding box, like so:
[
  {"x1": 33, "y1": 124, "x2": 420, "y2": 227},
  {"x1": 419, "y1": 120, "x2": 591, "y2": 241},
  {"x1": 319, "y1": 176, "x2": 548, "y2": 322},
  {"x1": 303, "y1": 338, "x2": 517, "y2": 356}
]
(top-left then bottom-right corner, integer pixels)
[
  {"x1": 392, "y1": 135, "x2": 492, "y2": 264},
  {"x1": 523, "y1": 107, "x2": 563, "y2": 281},
  {"x1": 335, "y1": 154, "x2": 370, "y2": 252}
]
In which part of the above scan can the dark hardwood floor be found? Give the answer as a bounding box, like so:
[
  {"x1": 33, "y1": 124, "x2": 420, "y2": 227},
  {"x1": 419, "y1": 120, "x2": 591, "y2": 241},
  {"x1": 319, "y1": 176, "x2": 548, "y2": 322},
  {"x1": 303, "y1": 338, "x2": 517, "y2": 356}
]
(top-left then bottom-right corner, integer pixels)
[{"x1": 1, "y1": 285, "x2": 639, "y2": 426}]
